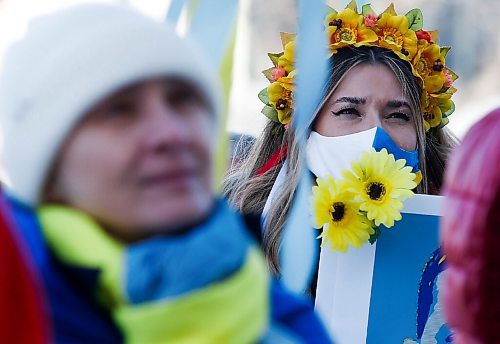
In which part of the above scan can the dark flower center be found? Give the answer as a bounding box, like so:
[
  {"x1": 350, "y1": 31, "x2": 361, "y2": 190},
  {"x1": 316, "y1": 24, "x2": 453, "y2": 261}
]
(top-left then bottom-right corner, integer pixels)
[
  {"x1": 276, "y1": 99, "x2": 288, "y2": 110},
  {"x1": 433, "y1": 59, "x2": 444, "y2": 72},
  {"x1": 330, "y1": 202, "x2": 346, "y2": 222},
  {"x1": 329, "y1": 19, "x2": 343, "y2": 28},
  {"x1": 367, "y1": 182, "x2": 386, "y2": 201}
]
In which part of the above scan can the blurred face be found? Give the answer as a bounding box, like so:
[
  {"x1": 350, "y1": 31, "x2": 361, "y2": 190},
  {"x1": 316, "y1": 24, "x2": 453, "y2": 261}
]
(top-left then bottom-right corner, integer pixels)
[
  {"x1": 46, "y1": 78, "x2": 214, "y2": 241},
  {"x1": 314, "y1": 63, "x2": 417, "y2": 151}
]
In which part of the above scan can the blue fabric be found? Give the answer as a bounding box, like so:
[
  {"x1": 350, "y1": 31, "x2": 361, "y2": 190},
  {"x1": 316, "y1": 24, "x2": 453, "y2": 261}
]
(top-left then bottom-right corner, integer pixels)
[
  {"x1": 279, "y1": 0, "x2": 327, "y2": 295},
  {"x1": 5, "y1": 197, "x2": 122, "y2": 344},
  {"x1": 188, "y1": 0, "x2": 239, "y2": 68},
  {"x1": 6, "y1": 196, "x2": 328, "y2": 343},
  {"x1": 372, "y1": 126, "x2": 420, "y2": 173},
  {"x1": 165, "y1": 0, "x2": 188, "y2": 24},
  {"x1": 126, "y1": 200, "x2": 249, "y2": 303},
  {"x1": 270, "y1": 279, "x2": 332, "y2": 343}
]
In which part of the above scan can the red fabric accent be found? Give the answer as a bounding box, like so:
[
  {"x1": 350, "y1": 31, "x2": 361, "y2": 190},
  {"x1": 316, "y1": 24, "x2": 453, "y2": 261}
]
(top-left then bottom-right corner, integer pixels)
[
  {"x1": 441, "y1": 109, "x2": 500, "y2": 343},
  {"x1": 0, "y1": 201, "x2": 50, "y2": 343},
  {"x1": 257, "y1": 143, "x2": 288, "y2": 176}
]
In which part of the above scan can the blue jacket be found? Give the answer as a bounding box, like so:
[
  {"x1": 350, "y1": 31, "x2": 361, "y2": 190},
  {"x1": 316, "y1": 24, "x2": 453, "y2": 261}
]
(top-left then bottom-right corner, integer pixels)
[{"x1": 6, "y1": 197, "x2": 331, "y2": 343}]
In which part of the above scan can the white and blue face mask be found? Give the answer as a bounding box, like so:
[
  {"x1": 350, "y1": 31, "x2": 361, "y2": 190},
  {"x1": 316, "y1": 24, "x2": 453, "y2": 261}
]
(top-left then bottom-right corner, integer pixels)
[
  {"x1": 306, "y1": 126, "x2": 420, "y2": 180},
  {"x1": 263, "y1": 126, "x2": 420, "y2": 224}
]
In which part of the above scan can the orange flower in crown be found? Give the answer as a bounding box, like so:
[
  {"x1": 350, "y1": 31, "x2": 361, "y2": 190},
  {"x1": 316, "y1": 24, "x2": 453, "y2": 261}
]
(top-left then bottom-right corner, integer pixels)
[
  {"x1": 375, "y1": 5, "x2": 418, "y2": 60},
  {"x1": 422, "y1": 91, "x2": 454, "y2": 131},
  {"x1": 324, "y1": 6, "x2": 378, "y2": 55},
  {"x1": 412, "y1": 29, "x2": 458, "y2": 130},
  {"x1": 258, "y1": 0, "x2": 458, "y2": 131},
  {"x1": 268, "y1": 72, "x2": 295, "y2": 125},
  {"x1": 258, "y1": 33, "x2": 297, "y2": 125}
]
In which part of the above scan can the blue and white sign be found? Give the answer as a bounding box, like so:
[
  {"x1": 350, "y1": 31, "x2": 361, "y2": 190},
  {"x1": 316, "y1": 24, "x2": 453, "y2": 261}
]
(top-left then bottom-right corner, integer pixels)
[{"x1": 315, "y1": 195, "x2": 452, "y2": 344}]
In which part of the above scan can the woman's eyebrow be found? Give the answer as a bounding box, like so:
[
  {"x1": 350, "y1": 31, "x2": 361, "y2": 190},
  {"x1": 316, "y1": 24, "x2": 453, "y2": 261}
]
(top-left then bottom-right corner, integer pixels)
[
  {"x1": 386, "y1": 100, "x2": 411, "y2": 108},
  {"x1": 334, "y1": 96, "x2": 366, "y2": 105}
]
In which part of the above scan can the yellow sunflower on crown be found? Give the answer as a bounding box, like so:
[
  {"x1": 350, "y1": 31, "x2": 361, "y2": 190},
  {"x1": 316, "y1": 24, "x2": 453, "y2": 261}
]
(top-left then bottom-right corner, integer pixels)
[{"x1": 324, "y1": 7, "x2": 378, "y2": 54}]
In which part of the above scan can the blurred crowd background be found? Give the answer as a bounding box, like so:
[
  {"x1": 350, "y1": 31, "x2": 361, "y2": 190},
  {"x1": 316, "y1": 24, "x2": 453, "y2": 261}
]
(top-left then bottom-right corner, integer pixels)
[{"x1": 0, "y1": 0, "x2": 497, "y2": 140}]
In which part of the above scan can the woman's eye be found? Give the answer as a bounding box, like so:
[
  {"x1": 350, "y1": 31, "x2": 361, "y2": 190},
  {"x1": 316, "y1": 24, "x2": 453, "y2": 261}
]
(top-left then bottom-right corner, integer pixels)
[
  {"x1": 104, "y1": 100, "x2": 137, "y2": 118},
  {"x1": 164, "y1": 85, "x2": 207, "y2": 114},
  {"x1": 168, "y1": 89, "x2": 198, "y2": 108},
  {"x1": 331, "y1": 107, "x2": 360, "y2": 117},
  {"x1": 387, "y1": 112, "x2": 410, "y2": 121}
]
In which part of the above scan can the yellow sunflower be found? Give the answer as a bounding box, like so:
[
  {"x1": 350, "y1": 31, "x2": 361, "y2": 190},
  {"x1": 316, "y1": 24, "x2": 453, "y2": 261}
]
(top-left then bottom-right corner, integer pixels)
[
  {"x1": 342, "y1": 148, "x2": 417, "y2": 228},
  {"x1": 311, "y1": 175, "x2": 374, "y2": 253},
  {"x1": 267, "y1": 71, "x2": 295, "y2": 124},
  {"x1": 376, "y1": 13, "x2": 418, "y2": 60},
  {"x1": 324, "y1": 8, "x2": 378, "y2": 55}
]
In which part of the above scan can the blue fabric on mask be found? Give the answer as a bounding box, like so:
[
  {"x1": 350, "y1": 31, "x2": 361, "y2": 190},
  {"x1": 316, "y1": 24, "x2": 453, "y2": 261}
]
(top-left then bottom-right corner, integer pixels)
[{"x1": 372, "y1": 127, "x2": 419, "y2": 173}]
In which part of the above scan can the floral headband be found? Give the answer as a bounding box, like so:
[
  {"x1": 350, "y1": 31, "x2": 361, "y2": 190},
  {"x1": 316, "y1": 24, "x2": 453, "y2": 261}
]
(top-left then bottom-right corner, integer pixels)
[{"x1": 258, "y1": 1, "x2": 458, "y2": 132}]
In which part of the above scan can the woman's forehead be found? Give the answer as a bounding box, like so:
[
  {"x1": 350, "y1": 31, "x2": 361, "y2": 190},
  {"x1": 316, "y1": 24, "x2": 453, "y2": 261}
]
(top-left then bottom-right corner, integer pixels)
[{"x1": 329, "y1": 64, "x2": 407, "y2": 105}]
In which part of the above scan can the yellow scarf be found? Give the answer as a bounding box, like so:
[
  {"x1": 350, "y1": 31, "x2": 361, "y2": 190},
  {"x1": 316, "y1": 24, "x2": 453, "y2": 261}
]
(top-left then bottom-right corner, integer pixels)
[{"x1": 38, "y1": 204, "x2": 269, "y2": 343}]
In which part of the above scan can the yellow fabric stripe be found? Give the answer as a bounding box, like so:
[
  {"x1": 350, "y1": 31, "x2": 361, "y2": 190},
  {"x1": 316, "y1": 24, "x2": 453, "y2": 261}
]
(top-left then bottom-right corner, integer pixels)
[
  {"x1": 114, "y1": 248, "x2": 269, "y2": 344},
  {"x1": 37, "y1": 205, "x2": 125, "y2": 305}
]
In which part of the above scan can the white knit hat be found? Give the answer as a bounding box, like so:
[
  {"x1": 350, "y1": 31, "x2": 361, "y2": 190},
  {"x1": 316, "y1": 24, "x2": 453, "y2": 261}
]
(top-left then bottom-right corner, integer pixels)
[{"x1": 0, "y1": 4, "x2": 220, "y2": 206}]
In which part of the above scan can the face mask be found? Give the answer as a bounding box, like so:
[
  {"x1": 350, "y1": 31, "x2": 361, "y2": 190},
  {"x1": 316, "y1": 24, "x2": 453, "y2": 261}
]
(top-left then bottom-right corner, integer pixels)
[{"x1": 306, "y1": 126, "x2": 419, "y2": 180}]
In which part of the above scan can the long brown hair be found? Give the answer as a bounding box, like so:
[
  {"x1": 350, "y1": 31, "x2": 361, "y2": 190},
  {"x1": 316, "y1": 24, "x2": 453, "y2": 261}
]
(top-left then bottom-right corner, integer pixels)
[{"x1": 224, "y1": 46, "x2": 457, "y2": 273}]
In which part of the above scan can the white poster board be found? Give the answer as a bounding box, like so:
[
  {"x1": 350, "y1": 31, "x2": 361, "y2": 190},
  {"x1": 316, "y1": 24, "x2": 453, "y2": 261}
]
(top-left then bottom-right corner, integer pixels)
[{"x1": 315, "y1": 194, "x2": 451, "y2": 344}]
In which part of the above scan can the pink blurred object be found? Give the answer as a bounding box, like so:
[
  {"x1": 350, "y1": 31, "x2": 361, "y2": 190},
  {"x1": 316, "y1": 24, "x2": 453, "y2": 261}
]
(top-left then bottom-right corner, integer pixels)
[{"x1": 441, "y1": 109, "x2": 500, "y2": 344}]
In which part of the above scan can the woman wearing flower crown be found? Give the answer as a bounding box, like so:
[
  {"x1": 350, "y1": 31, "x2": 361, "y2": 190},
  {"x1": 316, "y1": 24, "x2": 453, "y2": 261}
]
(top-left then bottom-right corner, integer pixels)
[{"x1": 224, "y1": 2, "x2": 458, "y2": 276}]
